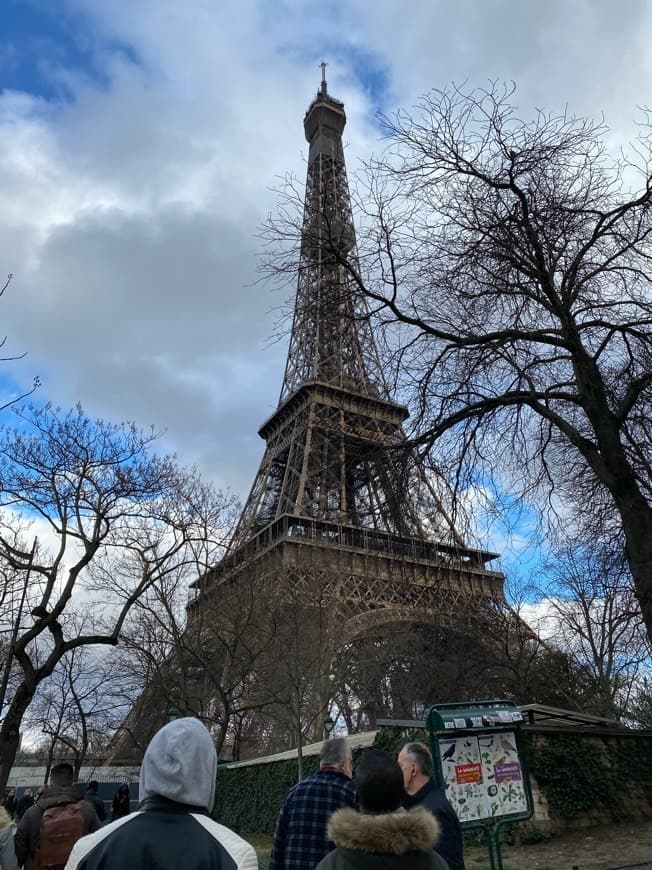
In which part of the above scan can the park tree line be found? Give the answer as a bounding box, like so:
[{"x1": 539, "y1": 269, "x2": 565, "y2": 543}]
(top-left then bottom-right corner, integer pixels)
[{"x1": 2, "y1": 80, "x2": 652, "y2": 787}]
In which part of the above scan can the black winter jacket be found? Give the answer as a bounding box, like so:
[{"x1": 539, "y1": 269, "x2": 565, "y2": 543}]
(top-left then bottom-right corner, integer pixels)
[
  {"x1": 83, "y1": 794, "x2": 106, "y2": 823},
  {"x1": 404, "y1": 781, "x2": 464, "y2": 870},
  {"x1": 64, "y1": 796, "x2": 257, "y2": 870}
]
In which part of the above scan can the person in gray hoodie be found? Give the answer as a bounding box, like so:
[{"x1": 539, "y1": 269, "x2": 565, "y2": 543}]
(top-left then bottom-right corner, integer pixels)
[{"x1": 64, "y1": 717, "x2": 258, "y2": 870}]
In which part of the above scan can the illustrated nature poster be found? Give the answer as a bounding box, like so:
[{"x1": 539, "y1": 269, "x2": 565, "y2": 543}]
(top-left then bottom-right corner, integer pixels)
[{"x1": 438, "y1": 729, "x2": 527, "y2": 822}]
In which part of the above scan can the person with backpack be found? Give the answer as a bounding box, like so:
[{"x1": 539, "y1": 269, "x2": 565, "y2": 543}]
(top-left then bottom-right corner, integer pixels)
[{"x1": 14, "y1": 763, "x2": 100, "y2": 870}]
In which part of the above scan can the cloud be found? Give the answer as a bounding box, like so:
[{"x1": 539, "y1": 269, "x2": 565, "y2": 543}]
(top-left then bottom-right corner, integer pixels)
[{"x1": 1, "y1": 0, "x2": 650, "y2": 519}]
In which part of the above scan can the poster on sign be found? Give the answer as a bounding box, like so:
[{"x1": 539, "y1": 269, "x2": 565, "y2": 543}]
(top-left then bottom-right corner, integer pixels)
[
  {"x1": 439, "y1": 730, "x2": 527, "y2": 821},
  {"x1": 438, "y1": 736, "x2": 485, "y2": 822},
  {"x1": 478, "y1": 730, "x2": 528, "y2": 817}
]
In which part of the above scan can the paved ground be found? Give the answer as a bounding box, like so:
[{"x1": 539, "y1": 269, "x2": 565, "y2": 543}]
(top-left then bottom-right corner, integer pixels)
[
  {"x1": 464, "y1": 820, "x2": 652, "y2": 870},
  {"x1": 251, "y1": 821, "x2": 652, "y2": 869}
]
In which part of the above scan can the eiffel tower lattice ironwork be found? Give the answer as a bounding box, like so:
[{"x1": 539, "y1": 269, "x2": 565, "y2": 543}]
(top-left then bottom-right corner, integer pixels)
[{"x1": 189, "y1": 73, "x2": 506, "y2": 649}]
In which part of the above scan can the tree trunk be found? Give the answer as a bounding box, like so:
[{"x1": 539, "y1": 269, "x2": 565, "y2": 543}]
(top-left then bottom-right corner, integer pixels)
[
  {"x1": 615, "y1": 495, "x2": 652, "y2": 643},
  {"x1": 0, "y1": 684, "x2": 34, "y2": 791},
  {"x1": 571, "y1": 347, "x2": 652, "y2": 643},
  {"x1": 296, "y1": 726, "x2": 304, "y2": 782},
  {"x1": 44, "y1": 737, "x2": 57, "y2": 785}
]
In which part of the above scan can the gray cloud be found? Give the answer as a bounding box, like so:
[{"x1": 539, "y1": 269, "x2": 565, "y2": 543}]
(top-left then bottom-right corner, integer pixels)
[{"x1": 1, "y1": 0, "x2": 650, "y2": 523}]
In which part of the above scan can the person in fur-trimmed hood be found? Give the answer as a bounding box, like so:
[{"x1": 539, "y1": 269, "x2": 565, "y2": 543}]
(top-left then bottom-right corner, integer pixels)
[{"x1": 316, "y1": 750, "x2": 449, "y2": 870}]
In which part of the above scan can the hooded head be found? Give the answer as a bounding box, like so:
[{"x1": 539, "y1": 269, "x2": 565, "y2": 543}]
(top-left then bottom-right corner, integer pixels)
[{"x1": 140, "y1": 717, "x2": 217, "y2": 811}]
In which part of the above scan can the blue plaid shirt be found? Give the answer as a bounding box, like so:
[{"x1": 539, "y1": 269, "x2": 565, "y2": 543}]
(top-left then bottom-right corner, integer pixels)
[{"x1": 269, "y1": 768, "x2": 356, "y2": 870}]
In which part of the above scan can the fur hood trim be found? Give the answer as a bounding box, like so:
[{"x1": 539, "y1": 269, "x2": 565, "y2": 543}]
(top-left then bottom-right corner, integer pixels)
[
  {"x1": 0, "y1": 806, "x2": 13, "y2": 830},
  {"x1": 327, "y1": 806, "x2": 440, "y2": 855}
]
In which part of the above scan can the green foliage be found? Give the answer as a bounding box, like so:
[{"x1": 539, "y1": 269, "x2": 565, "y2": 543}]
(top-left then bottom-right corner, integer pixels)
[
  {"x1": 531, "y1": 734, "x2": 615, "y2": 817},
  {"x1": 529, "y1": 732, "x2": 652, "y2": 820},
  {"x1": 639, "y1": 828, "x2": 652, "y2": 847},
  {"x1": 372, "y1": 725, "x2": 428, "y2": 756},
  {"x1": 243, "y1": 833, "x2": 272, "y2": 863},
  {"x1": 214, "y1": 744, "x2": 365, "y2": 834},
  {"x1": 213, "y1": 755, "x2": 320, "y2": 834},
  {"x1": 501, "y1": 822, "x2": 553, "y2": 845}
]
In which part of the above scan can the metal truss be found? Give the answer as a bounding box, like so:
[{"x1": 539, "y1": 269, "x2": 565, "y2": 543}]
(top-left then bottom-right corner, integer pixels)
[
  {"x1": 231, "y1": 85, "x2": 465, "y2": 550},
  {"x1": 188, "y1": 81, "x2": 515, "y2": 726}
]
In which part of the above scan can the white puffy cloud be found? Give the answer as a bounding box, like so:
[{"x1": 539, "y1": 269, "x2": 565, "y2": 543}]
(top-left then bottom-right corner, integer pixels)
[{"x1": 1, "y1": 0, "x2": 650, "y2": 522}]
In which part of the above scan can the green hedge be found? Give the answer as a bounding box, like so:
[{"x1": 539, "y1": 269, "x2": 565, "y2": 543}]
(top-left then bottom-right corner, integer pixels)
[
  {"x1": 214, "y1": 755, "x2": 320, "y2": 834},
  {"x1": 212, "y1": 731, "x2": 422, "y2": 834},
  {"x1": 526, "y1": 731, "x2": 652, "y2": 821},
  {"x1": 213, "y1": 727, "x2": 652, "y2": 834}
]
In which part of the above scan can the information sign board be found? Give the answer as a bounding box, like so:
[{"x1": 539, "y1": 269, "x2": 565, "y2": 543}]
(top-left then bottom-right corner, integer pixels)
[
  {"x1": 437, "y1": 729, "x2": 527, "y2": 822},
  {"x1": 426, "y1": 700, "x2": 532, "y2": 827}
]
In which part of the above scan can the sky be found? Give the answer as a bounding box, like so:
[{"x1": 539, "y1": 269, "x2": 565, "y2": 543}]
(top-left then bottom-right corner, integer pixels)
[{"x1": 1, "y1": 0, "x2": 651, "y2": 585}]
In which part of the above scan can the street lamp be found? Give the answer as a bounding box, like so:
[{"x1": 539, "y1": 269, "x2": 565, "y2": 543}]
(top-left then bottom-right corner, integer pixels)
[
  {"x1": 167, "y1": 706, "x2": 178, "y2": 723},
  {"x1": 323, "y1": 714, "x2": 335, "y2": 739}
]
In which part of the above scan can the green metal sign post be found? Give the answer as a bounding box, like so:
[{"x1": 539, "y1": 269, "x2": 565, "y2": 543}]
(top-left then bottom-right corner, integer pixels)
[{"x1": 425, "y1": 700, "x2": 534, "y2": 870}]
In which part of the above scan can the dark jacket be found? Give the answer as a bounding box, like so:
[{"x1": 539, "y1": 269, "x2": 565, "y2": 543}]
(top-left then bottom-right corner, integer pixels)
[
  {"x1": 270, "y1": 768, "x2": 356, "y2": 870},
  {"x1": 404, "y1": 781, "x2": 464, "y2": 870},
  {"x1": 13, "y1": 785, "x2": 99, "y2": 870},
  {"x1": 66, "y1": 718, "x2": 257, "y2": 870},
  {"x1": 110, "y1": 789, "x2": 130, "y2": 820},
  {"x1": 3, "y1": 796, "x2": 16, "y2": 821},
  {"x1": 65, "y1": 796, "x2": 257, "y2": 870},
  {"x1": 316, "y1": 807, "x2": 449, "y2": 870},
  {"x1": 84, "y1": 793, "x2": 106, "y2": 823},
  {"x1": 15, "y1": 795, "x2": 33, "y2": 821}
]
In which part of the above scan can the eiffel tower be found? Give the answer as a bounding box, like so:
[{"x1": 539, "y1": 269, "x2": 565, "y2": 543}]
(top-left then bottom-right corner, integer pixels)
[{"x1": 187, "y1": 71, "x2": 507, "y2": 729}]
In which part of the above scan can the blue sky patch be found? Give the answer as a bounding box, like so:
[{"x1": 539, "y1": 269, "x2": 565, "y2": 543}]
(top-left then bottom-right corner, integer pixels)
[
  {"x1": 346, "y1": 46, "x2": 390, "y2": 110},
  {"x1": 1, "y1": 0, "x2": 139, "y2": 101}
]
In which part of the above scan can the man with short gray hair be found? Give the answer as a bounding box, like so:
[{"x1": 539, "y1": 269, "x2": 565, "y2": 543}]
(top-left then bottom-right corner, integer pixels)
[
  {"x1": 398, "y1": 741, "x2": 465, "y2": 870},
  {"x1": 270, "y1": 736, "x2": 356, "y2": 870}
]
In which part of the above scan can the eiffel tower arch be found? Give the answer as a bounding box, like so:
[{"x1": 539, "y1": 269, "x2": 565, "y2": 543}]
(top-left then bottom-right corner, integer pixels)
[{"x1": 187, "y1": 73, "x2": 512, "y2": 736}]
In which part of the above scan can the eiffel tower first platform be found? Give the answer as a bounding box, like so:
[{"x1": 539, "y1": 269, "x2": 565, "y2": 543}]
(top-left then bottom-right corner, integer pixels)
[{"x1": 187, "y1": 73, "x2": 507, "y2": 723}]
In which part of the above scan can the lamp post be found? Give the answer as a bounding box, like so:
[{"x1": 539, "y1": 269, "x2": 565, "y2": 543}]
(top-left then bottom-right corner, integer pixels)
[
  {"x1": 167, "y1": 706, "x2": 178, "y2": 723},
  {"x1": 323, "y1": 713, "x2": 335, "y2": 739}
]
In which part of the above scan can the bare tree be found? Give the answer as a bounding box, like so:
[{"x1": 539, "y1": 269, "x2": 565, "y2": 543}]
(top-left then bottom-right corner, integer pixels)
[
  {"x1": 260, "y1": 579, "x2": 341, "y2": 779},
  {"x1": 532, "y1": 544, "x2": 651, "y2": 720},
  {"x1": 262, "y1": 82, "x2": 652, "y2": 640},
  {"x1": 0, "y1": 274, "x2": 40, "y2": 413},
  {"x1": 113, "y1": 564, "x2": 282, "y2": 759},
  {"x1": 0, "y1": 403, "x2": 233, "y2": 789},
  {"x1": 25, "y1": 641, "x2": 125, "y2": 780}
]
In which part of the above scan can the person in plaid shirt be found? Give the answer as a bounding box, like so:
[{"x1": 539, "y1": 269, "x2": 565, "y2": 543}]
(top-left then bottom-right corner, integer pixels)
[{"x1": 269, "y1": 736, "x2": 355, "y2": 869}]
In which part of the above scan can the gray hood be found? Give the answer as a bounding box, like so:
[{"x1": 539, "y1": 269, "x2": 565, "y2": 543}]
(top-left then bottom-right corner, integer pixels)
[{"x1": 140, "y1": 717, "x2": 217, "y2": 811}]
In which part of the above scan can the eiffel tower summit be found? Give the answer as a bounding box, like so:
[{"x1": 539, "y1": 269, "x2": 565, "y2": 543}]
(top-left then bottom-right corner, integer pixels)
[{"x1": 188, "y1": 69, "x2": 508, "y2": 733}]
